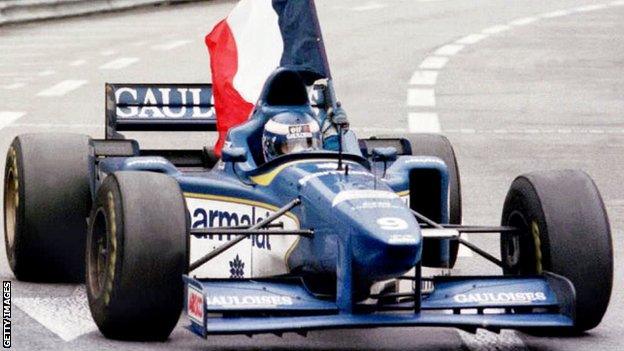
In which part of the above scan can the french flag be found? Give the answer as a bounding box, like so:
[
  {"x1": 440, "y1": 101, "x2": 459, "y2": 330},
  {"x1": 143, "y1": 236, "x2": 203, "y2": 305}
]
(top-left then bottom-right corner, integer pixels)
[{"x1": 205, "y1": 0, "x2": 330, "y2": 156}]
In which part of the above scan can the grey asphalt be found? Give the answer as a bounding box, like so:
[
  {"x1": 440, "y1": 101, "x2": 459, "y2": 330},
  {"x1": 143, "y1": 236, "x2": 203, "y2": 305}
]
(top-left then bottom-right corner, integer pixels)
[{"x1": 1, "y1": 0, "x2": 623, "y2": 349}]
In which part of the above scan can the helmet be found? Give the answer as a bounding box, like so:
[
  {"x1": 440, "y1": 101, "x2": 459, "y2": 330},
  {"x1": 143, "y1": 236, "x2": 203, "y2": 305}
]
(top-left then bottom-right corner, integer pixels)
[{"x1": 262, "y1": 111, "x2": 322, "y2": 162}]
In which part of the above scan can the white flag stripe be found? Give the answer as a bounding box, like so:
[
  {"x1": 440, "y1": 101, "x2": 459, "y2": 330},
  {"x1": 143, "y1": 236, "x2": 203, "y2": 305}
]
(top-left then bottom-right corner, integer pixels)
[{"x1": 229, "y1": 0, "x2": 283, "y2": 103}]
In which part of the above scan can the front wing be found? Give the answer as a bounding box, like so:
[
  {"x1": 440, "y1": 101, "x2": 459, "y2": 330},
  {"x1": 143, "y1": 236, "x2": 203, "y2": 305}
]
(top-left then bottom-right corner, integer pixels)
[{"x1": 183, "y1": 273, "x2": 575, "y2": 337}]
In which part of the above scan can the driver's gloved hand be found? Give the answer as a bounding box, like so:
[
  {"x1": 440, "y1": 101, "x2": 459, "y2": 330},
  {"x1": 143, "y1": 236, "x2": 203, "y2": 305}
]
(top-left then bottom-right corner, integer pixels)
[{"x1": 330, "y1": 105, "x2": 349, "y2": 129}]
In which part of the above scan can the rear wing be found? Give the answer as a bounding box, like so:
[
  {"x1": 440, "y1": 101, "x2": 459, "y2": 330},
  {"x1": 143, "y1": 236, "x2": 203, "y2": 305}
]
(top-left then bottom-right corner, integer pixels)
[{"x1": 105, "y1": 83, "x2": 216, "y2": 139}]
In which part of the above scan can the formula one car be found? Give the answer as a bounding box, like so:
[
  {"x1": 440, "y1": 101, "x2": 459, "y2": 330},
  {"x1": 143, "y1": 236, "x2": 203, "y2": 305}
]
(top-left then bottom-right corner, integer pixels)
[{"x1": 3, "y1": 68, "x2": 612, "y2": 341}]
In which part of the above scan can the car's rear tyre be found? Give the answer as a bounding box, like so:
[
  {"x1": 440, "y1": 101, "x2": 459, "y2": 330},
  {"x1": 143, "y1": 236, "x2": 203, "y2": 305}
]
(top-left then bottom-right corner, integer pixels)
[
  {"x1": 86, "y1": 171, "x2": 189, "y2": 341},
  {"x1": 4, "y1": 133, "x2": 92, "y2": 282},
  {"x1": 501, "y1": 170, "x2": 612, "y2": 333},
  {"x1": 398, "y1": 133, "x2": 462, "y2": 268}
]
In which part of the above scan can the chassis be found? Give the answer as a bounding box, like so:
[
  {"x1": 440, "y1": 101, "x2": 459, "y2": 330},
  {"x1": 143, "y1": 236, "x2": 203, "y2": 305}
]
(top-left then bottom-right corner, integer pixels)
[{"x1": 3, "y1": 69, "x2": 613, "y2": 341}]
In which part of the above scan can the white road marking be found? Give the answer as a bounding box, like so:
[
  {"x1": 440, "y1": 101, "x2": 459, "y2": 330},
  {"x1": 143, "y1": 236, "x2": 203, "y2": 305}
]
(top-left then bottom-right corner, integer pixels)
[
  {"x1": 69, "y1": 59, "x2": 87, "y2": 66},
  {"x1": 409, "y1": 71, "x2": 438, "y2": 85},
  {"x1": 574, "y1": 4, "x2": 608, "y2": 12},
  {"x1": 151, "y1": 39, "x2": 192, "y2": 51},
  {"x1": 482, "y1": 24, "x2": 511, "y2": 34},
  {"x1": 434, "y1": 44, "x2": 464, "y2": 56},
  {"x1": 455, "y1": 33, "x2": 487, "y2": 45},
  {"x1": 541, "y1": 9, "x2": 571, "y2": 18},
  {"x1": 130, "y1": 40, "x2": 149, "y2": 47},
  {"x1": 408, "y1": 112, "x2": 440, "y2": 133},
  {"x1": 1, "y1": 83, "x2": 26, "y2": 90},
  {"x1": 419, "y1": 56, "x2": 449, "y2": 69},
  {"x1": 99, "y1": 49, "x2": 117, "y2": 56},
  {"x1": 459, "y1": 329, "x2": 527, "y2": 351},
  {"x1": 0, "y1": 73, "x2": 28, "y2": 78},
  {"x1": 14, "y1": 286, "x2": 97, "y2": 342},
  {"x1": 37, "y1": 80, "x2": 87, "y2": 97},
  {"x1": 99, "y1": 57, "x2": 139, "y2": 70},
  {"x1": 37, "y1": 69, "x2": 56, "y2": 77},
  {"x1": 352, "y1": 3, "x2": 387, "y2": 11},
  {"x1": 509, "y1": 16, "x2": 538, "y2": 26},
  {"x1": 0, "y1": 111, "x2": 26, "y2": 129},
  {"x1": 407, "y1": 89, "x2": 436, "y2": 107}
]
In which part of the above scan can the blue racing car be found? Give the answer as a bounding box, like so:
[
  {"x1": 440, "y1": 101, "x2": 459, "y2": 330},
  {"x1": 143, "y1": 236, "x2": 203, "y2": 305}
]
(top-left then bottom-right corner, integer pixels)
[{"x1": 3, "y1": 68, "x2": 612, "y2": 342}]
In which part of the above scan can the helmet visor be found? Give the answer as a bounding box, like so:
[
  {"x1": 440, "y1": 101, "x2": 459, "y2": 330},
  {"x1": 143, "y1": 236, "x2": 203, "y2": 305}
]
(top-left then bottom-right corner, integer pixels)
[{"x1": 279, "y1": 137, "x2": 321, "y2": 155}]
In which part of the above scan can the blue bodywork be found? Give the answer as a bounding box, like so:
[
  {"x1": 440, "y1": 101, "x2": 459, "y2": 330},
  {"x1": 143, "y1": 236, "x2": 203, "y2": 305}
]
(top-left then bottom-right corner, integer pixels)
[{"x1": 98, "y1": 69, "x2": 577, "y2": 337}]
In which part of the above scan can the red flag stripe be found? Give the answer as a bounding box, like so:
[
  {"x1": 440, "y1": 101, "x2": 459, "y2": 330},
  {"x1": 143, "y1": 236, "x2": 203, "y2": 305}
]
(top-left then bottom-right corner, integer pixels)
[{"x1": 206, "y1": 20, "x2": 254, "y2": 157}]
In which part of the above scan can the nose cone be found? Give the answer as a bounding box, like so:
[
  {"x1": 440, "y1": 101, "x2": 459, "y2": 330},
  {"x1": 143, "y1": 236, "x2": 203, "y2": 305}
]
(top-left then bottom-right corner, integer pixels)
[{"x1": 332, "y1": 190, "x2": 422, "y2": 280}]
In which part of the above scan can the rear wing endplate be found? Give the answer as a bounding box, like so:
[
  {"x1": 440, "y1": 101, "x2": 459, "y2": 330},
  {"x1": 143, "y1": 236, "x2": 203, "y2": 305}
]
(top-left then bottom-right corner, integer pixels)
[{"x1": 105, "y1": 83, "x2": 216, "y2": 139}]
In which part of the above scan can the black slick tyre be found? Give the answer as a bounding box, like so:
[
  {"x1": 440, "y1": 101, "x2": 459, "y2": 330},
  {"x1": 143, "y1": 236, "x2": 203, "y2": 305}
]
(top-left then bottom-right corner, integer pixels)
[
  {"x1": 501, "y1": 170, "x2": 612, "y2": 333},
  {"x1": 86, "y1": 171, "x2": 189, "y2": 341},
  {"x1": 4, "y1": 133, "x2": 92, "y2": 282}
]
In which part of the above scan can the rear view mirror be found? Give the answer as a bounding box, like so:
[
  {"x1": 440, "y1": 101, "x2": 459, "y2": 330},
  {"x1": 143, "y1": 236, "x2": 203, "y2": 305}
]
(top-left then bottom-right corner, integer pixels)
[
  {"x1": 372, "y1": 147, "x2": 398, "y2": 162},
  {"x1": 222, "y1": 147, "x2": 247, "y2": 163}
]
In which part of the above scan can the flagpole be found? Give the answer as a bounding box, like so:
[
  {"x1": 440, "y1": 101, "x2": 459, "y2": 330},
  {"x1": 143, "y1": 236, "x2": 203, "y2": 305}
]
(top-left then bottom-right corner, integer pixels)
[
  {"x1": 308, "y1": 0, "x2": 348, "y2": 170},
  {"x1": 307, "y1": 0, "x2": 340, "y2": 111}
]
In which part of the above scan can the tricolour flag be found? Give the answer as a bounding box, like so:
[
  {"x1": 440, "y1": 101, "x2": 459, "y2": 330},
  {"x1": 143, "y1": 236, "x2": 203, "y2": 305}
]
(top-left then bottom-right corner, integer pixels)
[{"x1": 205, "y1": 0, "x2": 330, "y2": 156}]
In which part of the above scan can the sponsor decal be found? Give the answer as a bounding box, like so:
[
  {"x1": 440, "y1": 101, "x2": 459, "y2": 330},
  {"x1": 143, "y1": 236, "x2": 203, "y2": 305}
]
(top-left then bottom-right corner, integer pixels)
[
  {"x1": 453, "y1": 292, "x2": 547, "y2": 304},
  {"x1": 186, "y1": 195, "x2": 299, "y2": 278},
  {"x1": 286, "y1": 132, "x2": 313, "y2": 140},
  {"x1": 191, "y1": 204, "x2": 273, "y2": 250},
  {"x1": 350, "y1": 201, "x2": 404, "y2": 211},
  {"x1": 229, "y1": 254, "x2": 245, "y2": 278},
  {"x1": 377, "y1": 217, "x2": 409, "y2": 231},
  {"x1": 206, "y1": 295, "x2": 293, "y2": 307},
  {"x1": 421, "y1": 280, "x2": 435, "y2": 294},
  {"x1": 187, "y1": 286, "x2": 204, "y2": 324},
  {"x1": 388, "y1": 234, "x2": 417, "y2": 244},
  {"x1": 114, "y1": 87, "x2": 213, "y2": 119},
  {"x1": 332, "y1": 190, "x2": 399, "y2": 207}
]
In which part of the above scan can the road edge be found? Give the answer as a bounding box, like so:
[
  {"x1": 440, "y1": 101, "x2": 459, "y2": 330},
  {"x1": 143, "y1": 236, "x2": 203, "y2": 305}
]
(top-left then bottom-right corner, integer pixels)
[{"x1": 0, "y1": 0, "x2": 207, "y2": 27}]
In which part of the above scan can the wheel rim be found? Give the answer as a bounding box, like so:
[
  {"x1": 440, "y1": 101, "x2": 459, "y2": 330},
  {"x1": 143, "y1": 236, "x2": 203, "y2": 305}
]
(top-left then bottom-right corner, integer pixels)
[
  {"x1": 504, "y1": 212, "x2": 526, "y2": 270},
  {"x1": 4, "y1": 166, "x2": 18, "y2": 253},
  {"x1": 88, "y1": 209, "x2": 109, "y2": 297}
]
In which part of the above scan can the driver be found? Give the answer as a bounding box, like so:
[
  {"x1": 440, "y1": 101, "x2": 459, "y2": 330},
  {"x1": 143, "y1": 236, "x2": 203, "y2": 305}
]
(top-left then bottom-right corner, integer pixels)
[{"x1": 262, "y1": 111, "x2": 322, "y2": 162}]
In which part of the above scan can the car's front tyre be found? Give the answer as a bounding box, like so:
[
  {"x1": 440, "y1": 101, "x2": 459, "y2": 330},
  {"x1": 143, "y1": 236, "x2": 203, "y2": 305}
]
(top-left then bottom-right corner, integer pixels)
[
  {"x1": 501, "y1": 170, "x2": 612, "y2": 333},
  {"x1": 86, "y1": 171, "x2": 189, "y2": 341}
]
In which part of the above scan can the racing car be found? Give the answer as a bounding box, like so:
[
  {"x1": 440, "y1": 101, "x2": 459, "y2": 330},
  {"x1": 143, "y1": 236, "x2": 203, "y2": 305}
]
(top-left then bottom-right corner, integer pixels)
[{"x1": 3, "y1": 68, "x2": 612, "y2": 341}]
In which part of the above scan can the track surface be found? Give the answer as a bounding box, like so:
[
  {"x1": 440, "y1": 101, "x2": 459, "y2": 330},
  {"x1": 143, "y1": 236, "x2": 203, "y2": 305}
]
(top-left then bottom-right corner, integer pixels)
[{"x1": 1, "y1": 0, "x2": 623, "y2": 349}]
